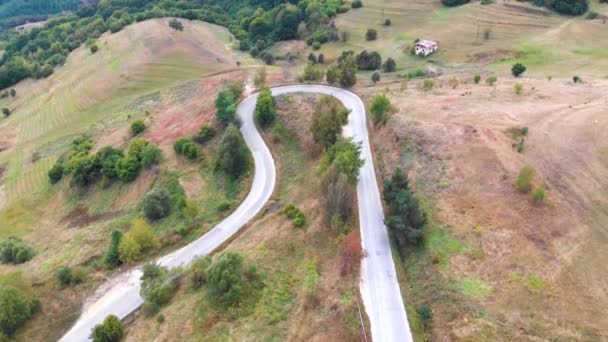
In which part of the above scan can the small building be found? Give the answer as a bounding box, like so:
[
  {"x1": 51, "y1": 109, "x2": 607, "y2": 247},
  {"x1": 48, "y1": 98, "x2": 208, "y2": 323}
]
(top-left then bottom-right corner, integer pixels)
[{"x1": 415, "y1": 40, "x2": 438, "y2": 57}]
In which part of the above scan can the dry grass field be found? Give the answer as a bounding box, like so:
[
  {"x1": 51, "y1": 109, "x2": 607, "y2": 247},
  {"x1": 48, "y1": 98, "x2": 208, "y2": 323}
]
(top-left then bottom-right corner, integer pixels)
[{"x1": 364, "y1": 75, "x2": 608, "y2": 340}]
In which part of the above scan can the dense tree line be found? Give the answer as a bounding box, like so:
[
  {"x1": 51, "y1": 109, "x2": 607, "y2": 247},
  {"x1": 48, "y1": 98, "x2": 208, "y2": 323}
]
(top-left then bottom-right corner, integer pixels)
[
  {"x1": 0, "y1": 0, "x2": 81, "y2": 29},
  {"x1": 0, "y1": 0, "x2": 351, "y2": 89},
  {"x1": 442, "y1": 0, "x2": 589, "y2": 16}
]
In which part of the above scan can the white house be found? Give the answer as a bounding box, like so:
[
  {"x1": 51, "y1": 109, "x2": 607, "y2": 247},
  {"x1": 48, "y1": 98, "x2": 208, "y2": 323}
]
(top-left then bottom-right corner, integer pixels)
[{"x1": 415, "y1": 40, "x2": 438, "y2": 57}]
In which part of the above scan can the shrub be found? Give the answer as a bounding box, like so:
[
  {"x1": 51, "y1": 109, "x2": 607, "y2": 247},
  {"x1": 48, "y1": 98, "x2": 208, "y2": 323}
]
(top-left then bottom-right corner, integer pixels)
[
  {"x1": 115, "y1": 156, "x2": 140, "y2": 182},
  {"x1": 371, "y1": 71, "x2": 381, "y2": 84},
  {"x1": 2, "y1": 108, "x2": 10, "y2": 117},
  {"x1": 0, "y1": 285, "x2": 37, "y2": 336},
  {"x1": 215, "y1": 124, "x2": 251, "y2": 179},
  {"x1": 382, "y1": 58, "x2": 396, "y2": 72},
  {"x1": 90, "y1": 44, "x2": 99, "y2": 54},
  {"x1": 90, "y1": 314, "x2": 123, "y2": 342},
  {"x1": 48, "y1": 162, "x2": 65, "y2": 184},
  {"x1": 326, "y1": 65, "x2": 339, "y2": 84},
  {"x1": 322, "y1": 167, "x2": 356, "y2": 232},
  {"x1": 168, "y1": 18, "x2": 184, "y2": 31},
  {"x1": 370, "y1": 93, "x2": 391, "y2": 126},
  {"x1": 532, "y1": 186, "x2": 546, "y2": 204},
  {"x1": 516, "y1": 166, "x2": 535, "y2": 193},
  {"x1": 351, "y1": 0, "x2": 363, "y2": 8},
  {"x1": 174, "y1": 138, "x2": 197, "y2": 160},
  {"x1": 441, "y1": 0, "x2": 470, "y2": 6},
  {"x1": 573, "y1": 75, "x2": 582, "y2": 83},
  {"x1": 191, "y1": 256, "x2": 212, "y2": 289},
  {"x1": 207, "y1": 252, "x2": 259, "y2": 307},
  {"x1": 417, "y1": 304, "x2": 433, "y2": 327},
  {"x1": 283, "y1": 204, "x2": 307, "y2": 228},
  {"x1": 318, "y1": 53, "x2": 325, "y2": 64},
  {"x1": 300, "y1": 62, "x2": 325, "y2": 81},
  {"x1": 356, "y1": 50, "x2": 382, "y2": 70},
  {"x1": 586, "y1": 11, "x2": 599, "y2": 19},
  {"x1": 143, "y1": 187, "x2": 172, "y2": 220},
  {"x1": 118, "y1": 234, "x2": 141, "y2": 263},
  {"x1": 193, "y1": 125, "x2": 216, "y2": 144},
  {"x1": 57, "y1": 266, "x2": 83, "y2": 287},
  {"x1": 423, "y1": 79, "x2": 434, "y2": 90},
  {"x1": 338, "y1": 53, "x2": 357, "y2": 87},
  {"x1": 486, "y1": 75, "x2": 497, "y2": 86},
  {"x1": 0, "y1": 237, "x2": 33, "y2": 264},
  {"x1": 365, "y1": 28, "x2": 377, "y2": 41},
  {"x1": 255, "y1": 87, "x2": 276, "y2": 127},
  {"x1": 384, "y1": 18, "x2": 391, "y2": 26},
  {"x1": 514, "y1": 82, "x2": 524, "y2": 94},
  {"x1": 129, "y1": 218, "x2": 160, "y2": 250},
  {"x1": 141, "y1": 144, "x2": 163, "y2": 169},
  {"x1": 474, "y1": 74, "x2": 481, "y2": 84},
  {"x1": 339, "y1": 231, "x2": 362, "y2": 276},
  {"x1": 131, "y1": 120, "x2": 145, "y2": 135},
  {"x1": 98, "y1": 146, "x2": 124, "y2": 180},
  {"x1": 140, "y1": 263, "x2": 178, "y2": 309},
  {"x1": 511, "y1": 63, "x2": 527, "y2": 77}
]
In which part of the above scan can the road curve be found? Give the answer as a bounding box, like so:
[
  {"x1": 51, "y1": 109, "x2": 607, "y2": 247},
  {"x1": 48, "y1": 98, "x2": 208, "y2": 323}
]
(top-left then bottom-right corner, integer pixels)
[{"x1": 60, "y1": 85, "x2": 412, "y2": 342}]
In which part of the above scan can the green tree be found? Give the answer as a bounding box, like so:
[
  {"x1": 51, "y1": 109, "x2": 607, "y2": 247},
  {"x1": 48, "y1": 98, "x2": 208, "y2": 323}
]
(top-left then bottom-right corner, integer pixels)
[
  {"x1": 338, "y1": 54, "x2": 357, "y2": 87},
  {"x1": 140, "y1": 263, "x2": 177, "y2": 309},
  {"x1": 104, "y1": 230, "x2": 122, "y2": 269},
  {"x1": 301, "y1": 62, "x2": 324, "y2": 81},
  {"x1": 511, "y1": 63, "x2": 527, "y2": 77},
  {"x1": 129, "y1": 218, "x2": 159, "y2": 250},
  {"x1": 215, "y1": 124, "x2": 251, "y2": 179},
  {"x1": 383, "y1": 57, "x2": 396, "y2": 72},
  {"x1": 383, "y1": 169, "x2": 426, "y2": 248},
  {"x1": 98, "y1": 146, "x2": 124, "y2": 179},
  {"x1": 311, "y1": 96, "x2": 350, "y2": 149},
  {"x1": 0, "y1": 285, "x2": 35, "y2": 336},
  {"x1": 274, "y1": 3, "x2": 299, "y2": 40},
  {"x1": 143, "y1": 187, "x2": 172, "y2": 221},
  {"x1": 214, "y1": 89, "x2": 237, "y2": 124},
  {"x1": 326, "y1": 139, "x2": 364, "y2": 184},
  {"x1": 115, "y1": 156, "x2": 140, "y2": 182},
  {"x1": 131, "y1": 120, "x2": 145, "y2": 135},
  {"x1": 516, "y1": 165, "x2": 535, "y2": 193},
  {"x1": 365, "y1": 28, "x2": 377, "y2": 41},
  {"x1": 370, "y1": 93, "x2": 391, "y2": 126},
  {"x1": 371, "y1": 71, "x2": 380, "y2": 84},
  {"x1": 193, "y1": 125, "x2": 216, "y2": 144},
  {"x1": 126, "y1": 138, "x2": 149, "y2": 160},
  {"x1": 2, "y1": 108, "x2": 10, "y2": 117},
  {"x1": 255, "y1": 87, "x2": 276, "y2": 127},
  {"x1": 532, "y1": 186, "x2": 546, "y2": 204},
  {"x1": 90, "y1": 314, "x2": 123, "y2": 342}
]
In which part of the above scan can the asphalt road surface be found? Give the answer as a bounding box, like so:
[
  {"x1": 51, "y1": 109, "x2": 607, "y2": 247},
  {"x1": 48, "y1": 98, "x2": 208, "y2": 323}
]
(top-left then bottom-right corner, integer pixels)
[{"x1": 60, "y1": 85, "x2": 412, "y2": 342}]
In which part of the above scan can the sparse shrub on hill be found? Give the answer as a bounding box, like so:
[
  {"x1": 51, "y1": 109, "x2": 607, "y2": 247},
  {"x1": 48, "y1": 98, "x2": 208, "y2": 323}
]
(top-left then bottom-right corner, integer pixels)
[
  {"x1": 514, "y1": 82, "x2": 524, "y2": 94},
  {"x1": 384, "y1": 18, "x2": 392, "y2": 26},
  {"x1": 143, "y1": 187, "x2": 172, "y2": 221},
  {"x1": 57, "y1": 266, "x2": 84, "y2": 287},
  {"x1": 325, "y1": 138, "x2": 364, "y2": 184},
  {"x1": 486, "y1": 75, "x2": 497, "y2": 86},
  {"x1": 207, "y1": 252, "x2": 261, "y2": 308},
  {"x1": 365, "y1": 28, "x2": 377, "y2": 41},
  {"x1": 300, "y1": 62, "x2": 325, "y2": 82},
  {"x1": 356, "y1": 50, "x2": 382, "y2": 70},
  {"x1": 131, "y1": 120, "x2": 145, "y2": 136},
  {"x1": 116, "y1": 156, "x2": 141, "y2": 182},
  {"x1": 140, "y1": 263, "x2": 179, "y2": 314},
  {"x1": 326, "y1": 64, "x2": 339, "y2": 84},
  {"x1": 48, "y1": 162, "x2": 65, "y2": 184},
  {"x1": 383, "y1": 168, "x2": 426, "y2": 250},
  {"x1": 383, "y1": 58, "x2": 396, "y2": 72},
  {"x1": 90, "y1": 45, "x2": 99, "y2": 54},
  {"x1": 190, "y1": 256, "x2": 212, "y2": 289},
  {"x1": 0, "y1": 237, "x2": 33, "y2": 264},
  {"x1": 193, "y1": 125, "x2": 216, "y2": 144},
  {"x1": 352, "y1": 0, "x2": 363, "y2": 8},
  {"x1": 532, "y1": 186, "x2": 546, "y2": 204},
  {"x1": 516, "y1": 165, "x2": 535, "y2": 193},
  {"x1": 174, "y1": 137, "x2": 197, "y2": 160},
  {"x1": 283, "y1": 204, "x2": 307, "y2": 228},
  {"x1": 168, "y1": 19, "x2": 184, "y2": 31},
  {"x1": 441, "y1": 0, "x2": 470, "y2": 7},
  {"x1": 90, "y1": 314, "x2": 123, "y2": 342},
  {"x1": 370, "y1": 93, "x2": 392, "y2": 126},
  {"x1": 141, "y1": 144, "x2": 163, "y2": 169},
  {"x1": 104, "y1": 230, "x2": 122, "y2": 269},
  {"x1": 371, "y1": 71, "x2": 381, "y2": 84},
  {"x1": 0, "y1": 285, "x2": 38, "y2": 336},
  {"x1": 474, "y1": 74, "x2": 481, "y2": 84},
  {"x1": 512, "y1": 63, "x2": 527, "y2": 77},
  {"x1": 98, "y1": 146, "x2": 124, "y2": 180}
]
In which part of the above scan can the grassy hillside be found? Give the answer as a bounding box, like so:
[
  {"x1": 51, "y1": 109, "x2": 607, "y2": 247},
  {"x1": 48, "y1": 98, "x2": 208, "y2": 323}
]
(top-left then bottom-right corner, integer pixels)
[
  {"x1": 305, "y1": 0, "x2": 608, "y2": 77},
  {"x1": 0, "y1": 18, "x2": 250, "y2": 340}
]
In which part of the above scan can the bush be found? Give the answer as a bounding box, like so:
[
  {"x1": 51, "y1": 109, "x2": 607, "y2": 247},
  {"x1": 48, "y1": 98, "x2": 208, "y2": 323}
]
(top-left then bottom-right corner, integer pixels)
[
  {"x1": 129, "y1": 218, "x2": 160, "y2": 250},
  {"x1": 57, "y1": 266, "x2": 83, "y2": 287},
  {"x1": 255, "y1": 87, "x2": 276, "y2": 127},
  {"x1": 511, "y1": 63, "x2": 527, "y2": 77},
  {"x1": 168, "y1": 18, "x2": 184, "y2": 31},
  {"x1": 573, "y1": 75, "x2": 582, "y2": 83},
  {"x1": 417, "y1": 304, "x2": 433, "y2": 327},
  {"x1": 141, "y1": 144, "x2": 163, "y2": 169},
  {"x1": 0, "y1": 237, "x2": 33, "y2": 264},
  {"x1": 215, "y1": 89, "x2": 237, "y2": 124},
  {"x1": 48, "y1": 162, "x2": 65, "y2": 184},
  {"x1": 283, "y1": 204, "x2": 306, "y2": 228},
  {"x1": 2, "y1": 108, "x2": 10, "y2": 117},
  {"x1": 191, "y1": 256, "x2": 212, "y2": 289},
  {"x1": 486, "y1": 75, "x2": 497, "y2": 86},
  {"x1": 300, "y1": 62, "x2": 325, "y2": 82},
  {"x1": 90, "y1": 314, "x2": 123, "y2": 342},
  {"x1": 322, "y1": 167, "x2": 356, "y2": 232},
  {"x1": 352, "y1": 0, "x2": 363, "y2": 8},
  {"x1": 174, "y1": 138, "x2": 197, "y2": 160},
  {"x1": 370, "y1": 93, "x2": 391, "y2": 126},
  {"x1": 193, "y1": 125, "x2": 216, "y2": 144},
  {"x1": 98, "y1": 146, "x2": 124, "y2": 180},
  {"x1": 441, "y1": 0, "x2": 470, "y2": 6},
  {"x1": 365, "y1": 28, "x2": 377, "y2": 41},
  {"x1": 0, "y1": 285, "x2": 36, "y2": 336},
  {"x1": 116, "y1": 156, "x2": 141, "y2": 182},
  {"x1": 207, "y1": 252, "x2": 258, "y2": 307},
  {"x1": 514, "y1": 82, "x2": 524, "y2": 94},
  {"x1": 474, "y1": 74, "x2": 481, "y2": 84},
  {"x1": 532, "y1": 186, "x2": 546, "y2": 204},
  {"x1": 356, "y1": 50, "x2": 382, "y2": 70},
  {"x1": 118, "y1": 234, "x2": 141, "y2": 263},
  {"x1": 215, "y1": 124, "x2": 251, "y2": 179},
  {"x1": 131, "y1": 120, "x2": 145, "y2": 135},
  {"x1": 382, "y1": 58, "x2": 396, "y2": 72},
  {"x1": 384, "y1": 18, "x2": 391, "y2": 26},
  {"x1": 422, "y1": 79, "x2": 434, "y2": 90},
  {"x1": 143, "y1": 187, "x2": 172, "y2": 221},
  {"x1": 516, "y1": 165, "x2": 535, "y2": 193},
  {"x1": 325, "y1": 139, "x2": 364, "y2": 184},
  {"x1": 371, "y1": 71, "x2": 381, "y2": 84},
  {"x1": 326, "y1": 65, "x2": 339, "y2": 84},
  {"x1": 90, "y1": 44, "x2": 99, "y2": 54},
  {"x1": 140, "y1": 263, "x2": 177, "y2": 308}
]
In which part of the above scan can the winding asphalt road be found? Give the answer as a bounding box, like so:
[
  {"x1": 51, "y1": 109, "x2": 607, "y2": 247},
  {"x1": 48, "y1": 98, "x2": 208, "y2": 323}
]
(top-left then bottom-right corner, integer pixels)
[{"x1": 60, "y1": 85, "x2": 412, "y2": 342}]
